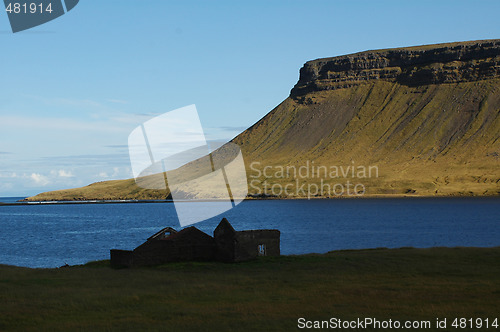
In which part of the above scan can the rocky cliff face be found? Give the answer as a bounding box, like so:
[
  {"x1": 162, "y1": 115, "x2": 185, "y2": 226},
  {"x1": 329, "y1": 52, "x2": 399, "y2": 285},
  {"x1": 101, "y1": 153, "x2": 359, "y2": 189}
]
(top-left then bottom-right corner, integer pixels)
[{"x1": 291, "y1": 39, "x2": 500, "y2": 100}]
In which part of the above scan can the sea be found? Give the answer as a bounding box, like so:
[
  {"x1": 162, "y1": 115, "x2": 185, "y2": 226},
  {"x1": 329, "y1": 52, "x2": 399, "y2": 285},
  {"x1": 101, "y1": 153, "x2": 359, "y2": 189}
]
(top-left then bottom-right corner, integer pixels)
[{"x1": 0, "y1": 197, "x2": 499, "y2": 268}]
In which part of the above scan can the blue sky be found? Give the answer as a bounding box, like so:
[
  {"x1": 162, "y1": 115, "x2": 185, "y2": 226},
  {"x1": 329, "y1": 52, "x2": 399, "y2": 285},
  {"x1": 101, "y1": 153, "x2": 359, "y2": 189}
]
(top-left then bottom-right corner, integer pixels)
[{"x1": 1, "y1": 0, "x2": 499, "y2": 196}]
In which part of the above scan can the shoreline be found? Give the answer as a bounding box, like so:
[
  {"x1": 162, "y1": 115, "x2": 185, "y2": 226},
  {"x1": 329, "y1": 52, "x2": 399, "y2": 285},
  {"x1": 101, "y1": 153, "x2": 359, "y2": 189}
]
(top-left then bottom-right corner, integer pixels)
[
  {"x1": 0, "y1": 199, "x2": 174, "y2": 206},
  {"x1": 2, "y1": 194, "x2": 499, "y2": 206},
  {"x1": 2, "y1": 245, "x2": 499, "y2": 270}
]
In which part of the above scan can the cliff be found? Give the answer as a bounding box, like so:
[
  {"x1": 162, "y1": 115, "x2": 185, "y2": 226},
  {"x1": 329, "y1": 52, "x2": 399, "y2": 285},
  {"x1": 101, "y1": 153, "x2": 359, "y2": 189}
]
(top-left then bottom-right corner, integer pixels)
[
  {"x1": 26, "y1": 39, "x2": 500, "y2": 201},
  {"x1": 234, "y1": 39, "x2": 500, "y2": 197},
  {"x1": 291, "y1": 39, "x2": 500, "y2": 98}
]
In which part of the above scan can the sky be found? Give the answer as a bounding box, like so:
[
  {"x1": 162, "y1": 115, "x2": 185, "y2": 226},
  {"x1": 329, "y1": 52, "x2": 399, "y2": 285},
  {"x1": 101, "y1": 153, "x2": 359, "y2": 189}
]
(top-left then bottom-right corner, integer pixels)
[{"x1": 0, "y1": 0, "x2": 499, "y2": 197}]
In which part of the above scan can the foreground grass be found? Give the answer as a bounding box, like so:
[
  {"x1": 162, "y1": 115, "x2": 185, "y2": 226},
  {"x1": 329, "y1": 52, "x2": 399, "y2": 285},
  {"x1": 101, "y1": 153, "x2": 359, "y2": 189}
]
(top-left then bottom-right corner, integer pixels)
[{"x1": 0, "y1": 247, "x2": 499, "y2": 331}]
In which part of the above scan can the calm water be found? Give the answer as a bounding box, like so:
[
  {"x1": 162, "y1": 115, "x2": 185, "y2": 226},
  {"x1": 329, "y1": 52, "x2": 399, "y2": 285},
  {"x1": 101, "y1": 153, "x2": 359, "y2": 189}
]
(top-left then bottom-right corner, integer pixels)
[{"x1": 0, "y1": 197, "x2": 499, "y2": 268}]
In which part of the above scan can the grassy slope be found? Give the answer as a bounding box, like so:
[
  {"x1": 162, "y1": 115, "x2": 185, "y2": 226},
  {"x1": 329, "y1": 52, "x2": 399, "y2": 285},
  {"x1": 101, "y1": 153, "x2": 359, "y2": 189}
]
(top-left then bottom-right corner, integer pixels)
[
  {"x1": 24, "y1": 178, "x2": 169, "y2": 201},
  {"x1": 236, "y1": 79, "x2": 500, "y2": 197},
  {"x1": 0, "y1": 247, "x2": 499, "y2": 331}
]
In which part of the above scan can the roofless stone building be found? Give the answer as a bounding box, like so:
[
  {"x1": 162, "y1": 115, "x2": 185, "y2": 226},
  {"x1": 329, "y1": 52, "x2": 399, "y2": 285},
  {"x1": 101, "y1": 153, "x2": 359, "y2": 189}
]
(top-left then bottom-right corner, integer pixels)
[{"x1": 110, "y1": 218, "x2": 280, "y2": 267}]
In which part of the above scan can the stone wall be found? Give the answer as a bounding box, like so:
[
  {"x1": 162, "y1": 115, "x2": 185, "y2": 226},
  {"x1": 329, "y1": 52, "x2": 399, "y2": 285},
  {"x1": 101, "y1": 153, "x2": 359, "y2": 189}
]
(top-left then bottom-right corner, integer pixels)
[
  {"x1": 111, "y1": 220, "x2": 281, "y2": 267},
  {"x1": 234, "y1": 230, "x2": 281, "y2": 262},
  {"x1": 110, "y1": 249, "x2": 134, "y2": 268}
]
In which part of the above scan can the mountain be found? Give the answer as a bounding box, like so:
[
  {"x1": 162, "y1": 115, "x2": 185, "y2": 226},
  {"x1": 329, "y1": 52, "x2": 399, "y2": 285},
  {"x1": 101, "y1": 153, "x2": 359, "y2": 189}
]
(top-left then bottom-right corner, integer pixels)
[{"x1": 25, "y1": 39, "x2": 500, "y2": 201}]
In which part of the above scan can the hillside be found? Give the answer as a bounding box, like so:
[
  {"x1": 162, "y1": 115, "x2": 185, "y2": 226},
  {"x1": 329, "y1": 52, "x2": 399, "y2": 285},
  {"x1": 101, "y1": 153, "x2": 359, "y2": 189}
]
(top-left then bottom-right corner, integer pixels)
[{"x1": 26, "y1": 39, "x2": 500, "y2": 201}]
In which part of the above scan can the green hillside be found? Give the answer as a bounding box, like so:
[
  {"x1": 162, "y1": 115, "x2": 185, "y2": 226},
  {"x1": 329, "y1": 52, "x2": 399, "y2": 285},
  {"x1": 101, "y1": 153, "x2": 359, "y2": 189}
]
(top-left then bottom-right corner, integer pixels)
[
  {"x1": 25, "y1": 178, "x2": 168, "y2": 201},
  {"x1": 237, "y1": 79, "x2": 500, "y2": 197}
]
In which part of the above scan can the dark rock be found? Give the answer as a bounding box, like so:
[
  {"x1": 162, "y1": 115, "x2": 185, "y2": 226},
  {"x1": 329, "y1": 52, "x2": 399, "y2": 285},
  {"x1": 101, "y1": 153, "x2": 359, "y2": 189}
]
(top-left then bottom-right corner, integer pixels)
[{"x1": 290, "y1": 39, "x2": 500, "y2": 99}]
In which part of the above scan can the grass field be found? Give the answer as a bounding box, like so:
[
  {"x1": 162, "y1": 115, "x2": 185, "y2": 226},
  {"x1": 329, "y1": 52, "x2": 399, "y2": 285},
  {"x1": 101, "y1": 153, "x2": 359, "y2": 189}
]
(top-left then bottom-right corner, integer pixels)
[{"x1": 0, "y1": 247, "x2": 499, "y2": 331}]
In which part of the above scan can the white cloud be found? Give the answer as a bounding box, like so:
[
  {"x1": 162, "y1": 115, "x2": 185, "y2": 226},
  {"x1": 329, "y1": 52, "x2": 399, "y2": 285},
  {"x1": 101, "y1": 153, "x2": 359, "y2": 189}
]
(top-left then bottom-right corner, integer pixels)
[
  {"x1": 58, "y1": 170, "x2": 74, "y2": 178},
  {"x1": 96, "y1": 167, "x2": 132, "y2": 180},
  {"x1": 30, "y1": 173, "x2": 50, "y2": 186},
  {"x1": 98, "y1": 172, "x2": 109, "y2": 178},
  {"x1": 50, "y1": 169, "x2": 74, "y2": 178}
]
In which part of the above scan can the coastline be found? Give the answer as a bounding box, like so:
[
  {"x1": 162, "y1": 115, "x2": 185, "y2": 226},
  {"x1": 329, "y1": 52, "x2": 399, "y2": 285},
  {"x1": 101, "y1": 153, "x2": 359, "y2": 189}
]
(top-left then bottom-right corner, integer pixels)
[
  {"x1": 0, "y1": 199, "x2": 174, "y2": 206},
  {"x1": 1, "y1": 245, "x2": 499, "y2": 269},
  {"x1": 3, "y1": 193, "x2": 499, "y2": 206}
]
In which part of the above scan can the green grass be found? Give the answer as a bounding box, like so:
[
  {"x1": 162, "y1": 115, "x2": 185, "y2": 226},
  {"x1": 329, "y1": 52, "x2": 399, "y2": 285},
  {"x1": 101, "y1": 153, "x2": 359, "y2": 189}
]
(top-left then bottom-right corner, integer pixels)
[{"x1": 1, "y1": 247, "x2": 499, "y2": 331}]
